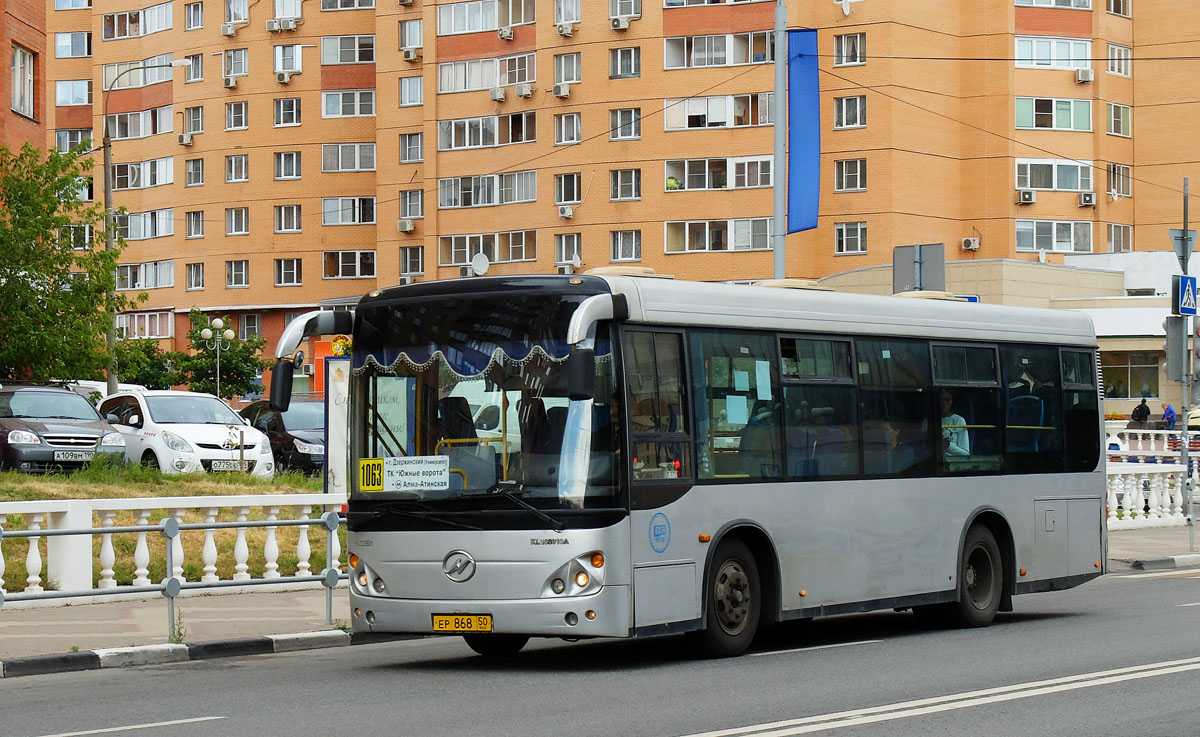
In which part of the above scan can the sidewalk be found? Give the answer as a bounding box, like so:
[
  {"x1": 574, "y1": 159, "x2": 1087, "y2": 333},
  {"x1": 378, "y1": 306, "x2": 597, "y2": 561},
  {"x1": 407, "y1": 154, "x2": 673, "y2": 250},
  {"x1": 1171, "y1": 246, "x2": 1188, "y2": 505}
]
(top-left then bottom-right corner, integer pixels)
[{"x1": 1, "y1": 526, "x2": 1197, "y2": 673}]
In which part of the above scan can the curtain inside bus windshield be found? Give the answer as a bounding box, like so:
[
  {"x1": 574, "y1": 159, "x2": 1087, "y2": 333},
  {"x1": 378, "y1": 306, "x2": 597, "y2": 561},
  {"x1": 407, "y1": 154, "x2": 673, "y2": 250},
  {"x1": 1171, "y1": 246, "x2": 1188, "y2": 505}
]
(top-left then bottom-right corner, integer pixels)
[{"x1": 355, "y1": 295, "x2": 618, "y2": 509}]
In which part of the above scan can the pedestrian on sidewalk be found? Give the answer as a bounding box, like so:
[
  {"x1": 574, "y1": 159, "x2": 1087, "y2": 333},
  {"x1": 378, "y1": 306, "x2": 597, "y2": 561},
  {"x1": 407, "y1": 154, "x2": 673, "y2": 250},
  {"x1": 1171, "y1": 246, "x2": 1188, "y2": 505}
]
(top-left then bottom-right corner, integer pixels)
[
  {"x1": 1162, "y1": 403, "x2": 1177, "y2": 431},
  {"x1": 1131, "y1": 398, "x2": 1151, "y2": 428}
]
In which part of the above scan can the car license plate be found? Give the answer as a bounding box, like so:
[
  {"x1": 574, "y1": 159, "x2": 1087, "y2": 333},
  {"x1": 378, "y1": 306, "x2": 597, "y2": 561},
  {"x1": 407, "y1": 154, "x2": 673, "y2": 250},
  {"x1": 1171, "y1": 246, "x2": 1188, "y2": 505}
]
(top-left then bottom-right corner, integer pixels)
[
  {"x1": 431, "y1": 614, "x2": 493, "y2": 632},
  {"x1": 53, "y1": 450, "x2": 94, "y2": 462},
  {"x1": 211, "y1": 460, "x2": 250, "y2": 471}
]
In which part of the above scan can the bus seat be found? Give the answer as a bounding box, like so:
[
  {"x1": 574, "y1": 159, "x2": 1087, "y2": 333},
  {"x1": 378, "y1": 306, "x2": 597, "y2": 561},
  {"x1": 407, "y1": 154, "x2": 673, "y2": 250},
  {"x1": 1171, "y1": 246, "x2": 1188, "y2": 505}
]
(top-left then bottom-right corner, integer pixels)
[
  {"x1": 786, "y1": 424, "x2": 817, "y2": 478},
  {"x1": 813, "y1": 426, "x2": 857, "y2": 476},
  {"x1": 862, "y1": 423, "x2": 892, "y2": 475},
  {"x1": 517, "y1": 397, "x2": 548, "y2": 455},
  {"x1": 546, "y1": 405, "x2": 568, "y2": 449},
  {"x1": 1008, "y1": 395, "x2": 1043, "y2": 452},
  {"x1": 438, "y1": 396, "x2": 478, "y2": 445},
  {"x1": 740, "y1": 401, "x2": 780, "y2": 477}
]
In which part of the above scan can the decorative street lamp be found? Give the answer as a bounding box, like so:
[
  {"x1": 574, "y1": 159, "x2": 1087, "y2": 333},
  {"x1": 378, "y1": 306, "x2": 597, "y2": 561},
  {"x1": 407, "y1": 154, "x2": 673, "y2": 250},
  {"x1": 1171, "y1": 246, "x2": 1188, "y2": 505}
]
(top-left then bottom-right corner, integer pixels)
[
  {"x1": 101, "y1": 58, "x2": 191, "y2": 395},
  {"x1": 201, "y1": 318, "x2": 236, "y2": 399}
]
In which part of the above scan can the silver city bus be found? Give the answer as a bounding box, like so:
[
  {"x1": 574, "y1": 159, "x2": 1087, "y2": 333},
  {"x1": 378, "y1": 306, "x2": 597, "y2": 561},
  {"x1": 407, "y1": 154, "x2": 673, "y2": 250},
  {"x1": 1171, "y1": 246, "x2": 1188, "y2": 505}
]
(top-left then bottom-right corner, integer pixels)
[{"x1": 271, "y1": 272, "x2": 1105, "y2": 657}]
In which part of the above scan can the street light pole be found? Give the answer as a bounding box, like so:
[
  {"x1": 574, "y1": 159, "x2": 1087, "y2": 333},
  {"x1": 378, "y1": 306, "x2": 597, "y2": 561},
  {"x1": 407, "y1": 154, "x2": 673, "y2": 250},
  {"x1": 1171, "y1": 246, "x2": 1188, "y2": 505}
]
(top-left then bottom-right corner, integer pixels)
[
  {"x1": 201, "y1": 318, "x2": 236, "y2": 399},
  {"x1": 101, "y1": 59, "x2": 190, "y2": 395}
]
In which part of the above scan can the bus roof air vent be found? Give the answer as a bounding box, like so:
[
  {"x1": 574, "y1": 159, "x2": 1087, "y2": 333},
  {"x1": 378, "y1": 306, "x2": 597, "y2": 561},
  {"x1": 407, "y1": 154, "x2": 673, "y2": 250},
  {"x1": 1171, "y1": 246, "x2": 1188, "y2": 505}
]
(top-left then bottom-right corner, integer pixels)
[
  {"x1": 753, "y1": 278, "x2": 835, "y2": 292},
  {"x1": 582, "y1": 266, "x2": 674, "y2": 279},
  {"x1": 892, "y1": 290, "x2": 967, "y2": 301}
]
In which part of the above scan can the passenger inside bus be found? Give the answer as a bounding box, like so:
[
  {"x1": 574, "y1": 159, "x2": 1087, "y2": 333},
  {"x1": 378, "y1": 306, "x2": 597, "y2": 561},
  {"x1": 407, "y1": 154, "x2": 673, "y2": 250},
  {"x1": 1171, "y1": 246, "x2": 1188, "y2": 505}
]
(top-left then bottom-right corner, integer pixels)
[{"x1": 940, "y1": 389, "x2": 970, "y2": 457}]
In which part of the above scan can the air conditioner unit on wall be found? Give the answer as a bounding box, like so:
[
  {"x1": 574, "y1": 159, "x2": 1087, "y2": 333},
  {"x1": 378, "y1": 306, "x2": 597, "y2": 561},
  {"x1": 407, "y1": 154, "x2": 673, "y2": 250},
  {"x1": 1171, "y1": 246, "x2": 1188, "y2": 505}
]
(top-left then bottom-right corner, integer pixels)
[
  {"x1": 498, "y1": 26, "x2": 514, "y2": 40},
  {"x1": 398, "y1": 275, "x2": 414, "y2": 285},
  {"x1": 397, "y1": 0, "x2": 412, "y2": 5},
  {"x1": 611, "y1": 16, "x2": 630, "y2": 31},
  {"x1": 1078, "y1": 191, "x2": 1097, "y2": 207},
  {"x1": 459, "y1": 266, "x2": 474, "y2": 278},
  {"x1": 397, "y1": 218, "x2": 415, "y2": 232},
  {"x1": 223, "y1": 76, "x2": 238, "y2": 89},
  {"x1": 221, "y1": 22, "x2": 236, "y2": 36},
  {"x1": 299, "y1": 364, "x2": 314, "y2": 376},
  {"x1": 1016, "y1": 189, "x2": 1036, "y2": 205},
  {"x1": 515, "y1": 82, "x2": 532, "y2": 98},
  {"x1": 1075, "y1": 68, "x2": 1094, "y2": 83},
  {"x1": 279, "y1": 18, "x2": 297, "y2": 31},
  {"x1": 489, "y1": 87, "x2": 506, "y2": 102},
  {"x1": 266, "y1": 19, "x2": 281, "y2": 32},
  {"x1": 276, "y1": 71, "x2": 292, "y2": 84},
  {"x1": 556, "y1": 23, "x2": 573, "y2": 37},
  {"x1": 402, "y1": 47, "x2": 420, "y2": 62},
  {"x1": 178, "y1": 133, "x2": 193, "y2": 146},
  {"x1": 961, "y1": 237, "x2": 980, "y2": 251},
  {"x1": 552, "y1": 83, "x2": 570, "y2": 99},
  {"x1": 557, "y1": 264, "x2": 574, "y2": 275},
  {"x1": 558, "y1": 205, "x2": 574, "y2": 218}
]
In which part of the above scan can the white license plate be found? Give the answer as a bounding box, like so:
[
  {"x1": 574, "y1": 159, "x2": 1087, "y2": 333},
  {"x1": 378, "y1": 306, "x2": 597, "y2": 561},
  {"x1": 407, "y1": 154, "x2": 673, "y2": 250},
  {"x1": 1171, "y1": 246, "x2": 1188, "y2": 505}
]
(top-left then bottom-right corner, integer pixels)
[
  {"x1": 211, "y1": 460, "x2": 250, "y2": 471},
  {"x1": 53, "y1": 450, "x2": 94, "y2": 462}
]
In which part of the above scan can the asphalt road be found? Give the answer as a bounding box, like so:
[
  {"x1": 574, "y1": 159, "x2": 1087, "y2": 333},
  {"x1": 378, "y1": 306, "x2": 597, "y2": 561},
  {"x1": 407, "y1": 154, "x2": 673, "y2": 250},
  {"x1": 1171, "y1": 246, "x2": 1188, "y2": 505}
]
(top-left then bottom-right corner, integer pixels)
[{"x1": 2, "y1": 567, "x2": 1198, "y2": 737}]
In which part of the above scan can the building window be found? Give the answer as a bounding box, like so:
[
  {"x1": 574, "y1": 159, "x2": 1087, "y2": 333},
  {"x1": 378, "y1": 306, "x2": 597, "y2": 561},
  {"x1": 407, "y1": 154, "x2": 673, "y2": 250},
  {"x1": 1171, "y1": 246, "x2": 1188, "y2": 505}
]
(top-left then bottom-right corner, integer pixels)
[
  {"x1": 436, "y1": 231, "x2": 535, "y2": 265},
  {"x1": 556, "y1": 233, "x2": 581, "y2": 265},
  {"x1": 275, "y1": 204, "x2": 302, "y2": 233},
  {"x1": 185, "y1": 2, "x2": 203, "y2": 29},
  {"x1": 835, "y1": 222, "x2": 867, "y2": 254},
  {"x1": 400, "y1": 76, "x2": 423, "y2": 106},
  {"x1": 275, "y1": 258, "x2": 303, "y2": 286},
  {"x1": 115, "y1": 209, "x2": 174, "y2": 239},
  {"x1": 224, "y1": 49, "x2": 248, "y2": 77},
  {"x1": 1015, "y1": 219, "x2": 1093, "y2": 252},
  {"x1": 240, "y1": 314, "x2": 261, "y2": 340},
  {"x1": 181, "y1": 55, "x2": 202, "y2": 82},
  {"x1": 56, "y1": 129, "x2": 91, "y2": 153},
  {"x1": 111, "y1": 158, "x2": 173, "y2": 191},
  {"x1": 322, "y1": 197, "x2": 376, "y2": 225},
  {"x1": 438, "y1": 175, "x2": 497, "y2": 208},
  {"x1": 226, "y1": 101, "x2": 248, "y2": 130},
  {"x1": 60, "y1": 224, "x2": 94, "y2": 250},
  {"x1": 1107, "y1": 103, "x2": 1131, "y2": 137},
  {"x1": 55, "y1": 32, "x2": 91, "y2": 58},
  {"x1": 1015, "y1": 97, "x2": 1091, "y2": 131},
  {"x1": 664, "y1": 157, "x2": 770, "y2": 191},
  {"x1": 556, "y1": 173, "x2": 581, "y2": 204},
  {"x1": 226, "y1": 154, "x2": 248, "y2": 182},
  {"x1": 834, "y1": 96, "x2": 866, "y2": 129},
  {"x1": 400, "y1": 189, "x2": 424, "y2": 218},
  {"x1": 610, "y1": 169, "x2": 641, "y2": 200},
  {"x1": 555, "y1": 113, "x2": 581, "y2": 145},
  {"x1": 105, "y1": 105, "x2": 173, "y2": 141},
  {"x1": 556, "y1": 0, "x2": 580, "y2": 23},
  {"x1": 103, "y1": 4, "x2": 173, "y2": 40},
  {"x1": 55, "y1": 0, "x2": 92, "y2": 8},
  {"x1": 610, "y1": 108, "x2": 641, "y2": 140},
  {"x1": 555, "y1": 53, "x2": 581, "y2": 84},
  {"x1": 323, "y1": 250, "x2": 376, "y2": 278},
  {"x1": 1016, "y1": 159, "x2": 1092, "y2": 191},
  {"x1": 1107, "y1": 43, "x2": 1131, "y2": 76},
  {"x1": 322, "y1": 90, "x2": 375, "y2": 117},
  {"x1": 1100, "y1": 352, "x2": 1156, "y2": 400},
  {"x1": 834, "y1": 33, "x2": 865, "y2": 66},
  {"x1": 274, "y1": 97, "x2": 301, "y2": 126},
  {"x1": 610, "y1": 47, "x2": 641, "y2": 78},
  {"x1": 400, "y1": 133, "x2": 423, "y2": 163},
  {"x1": 1015, "y1": 0, "x2": 1091, "y2": 7},
  {"x1": 226, "y1": 260, "x2": 249, "y2": 287},
  {"x1": 186, "y1": 262, "x2": 204, "y2": 289},
  {"x1": 11, "y1": 46, "x2": 35, "y2": 117},
  {"x1": 186, "y1": 158, "x2": 204, "y2": 186},
  {"x1": 1015, "y1": 37, "x2": 1091, "y2": 69},
  {"x1": 321, "y1": 35, "x2": 375, "y2": 64},
  {"x1": 55, "y1": 80, "x2": 93, "y2": 106},
  {"x1": 226, "y1": 207, "x2": 249, "y2": 236},
  {"x1": 663, "y1": 32, "x2": 774, "y2": 68},
  {"x1": 834, "y1": 159, "x2": 867, "y2": 192},
  {"x1": 117, "y1": 312, "x2": 173, "y2": 339},
  {"x1": 665, "y1": 218, "x2": 771, "y2": 252},
  {"x1": 274, "y1": 44, "x2": 302, "y2": 73},
  {"x1": 401, "y1": 246, "x2": 424, "y2": 275},
  {"x1": 400, "y1": 19, "x2": 423, "y2": 48},
  {"x1": 323, "y1": 0, "x2": 375, "y2": 8},
  {"x1": 275, "y1": 151, "x2": 301, "y2": 179},
  {"x1": 1108, "y1": 223, "x2": 1132, "y2": 253},
  {"x1": 322, "y1": 143, "x2": 375, "y2": 172},
  {"x1": 1107, "y1": 0, "x2": 1130, "y2": 18},
  {"x1": 185, "y1": 106, "x2": 204, "y2": 133},
  {"x1": 186, "y1": 211, "x2": 204, "y2": 238},
  {"x1": 1108, "y1": 163, "x2": 1132, "y2": 197},
  {"x1": 611, "y1": 230, "x2": 641, "y2": 262}
]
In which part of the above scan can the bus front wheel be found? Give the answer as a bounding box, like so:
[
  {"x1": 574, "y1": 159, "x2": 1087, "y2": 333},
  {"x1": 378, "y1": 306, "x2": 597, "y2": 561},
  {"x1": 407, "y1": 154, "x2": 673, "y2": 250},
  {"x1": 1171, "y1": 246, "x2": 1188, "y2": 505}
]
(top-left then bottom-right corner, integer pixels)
[
  {"x1": 463, "y1": 633, "x2": 529, "y2": 657},
  {"x1": 950, "y1": 525, "x2": 1002, "y2": 627},
  {"x1": 696, "y1": 538, "x2": 760, "y2": 657}
]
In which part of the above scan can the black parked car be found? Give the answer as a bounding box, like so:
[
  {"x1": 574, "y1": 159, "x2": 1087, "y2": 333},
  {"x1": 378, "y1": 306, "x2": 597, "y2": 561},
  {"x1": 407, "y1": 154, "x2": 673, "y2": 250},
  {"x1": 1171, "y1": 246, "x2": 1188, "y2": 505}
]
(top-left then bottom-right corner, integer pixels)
[
  {"x1": 240, "y1": 400, "x2": 325, "y2": 475},
  {"x1": 0, "y1": 384, "x2": 127, "y2": 473}
]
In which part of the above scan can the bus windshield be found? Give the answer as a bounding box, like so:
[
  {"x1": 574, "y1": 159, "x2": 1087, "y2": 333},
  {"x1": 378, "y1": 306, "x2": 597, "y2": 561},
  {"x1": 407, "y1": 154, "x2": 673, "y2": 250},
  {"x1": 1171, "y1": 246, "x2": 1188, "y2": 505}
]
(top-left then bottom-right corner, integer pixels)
[{"x1": 351, "y1": 292, "x2": 619, "y2": 512}]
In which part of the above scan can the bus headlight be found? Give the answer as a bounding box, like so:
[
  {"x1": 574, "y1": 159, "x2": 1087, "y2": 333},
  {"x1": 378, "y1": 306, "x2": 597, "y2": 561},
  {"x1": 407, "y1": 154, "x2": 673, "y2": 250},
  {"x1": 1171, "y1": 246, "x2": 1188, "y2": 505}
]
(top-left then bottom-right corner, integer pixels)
[
  {"x1": 551, "y1": 578, "x2": 566, "y2": 594},
  {"x1": 542, "y1": 550, "x2": 606, "y2": 596},
  {"x1": 574, "y1": 571, "x2": 590, "y2": 588}
]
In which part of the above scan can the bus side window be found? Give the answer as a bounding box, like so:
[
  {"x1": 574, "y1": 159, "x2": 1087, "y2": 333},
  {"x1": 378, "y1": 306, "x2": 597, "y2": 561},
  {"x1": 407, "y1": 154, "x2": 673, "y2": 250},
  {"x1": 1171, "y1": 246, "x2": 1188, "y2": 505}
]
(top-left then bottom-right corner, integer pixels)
[
  {"x1": 1001, "y1": 345, "x2": 1064, "y2": 473},
  {"x1": 855, "y1": 338, "x2": 934, "y2": 477},
  {"x1": 1062, "y1": 349, "x2": 1100, "y2": 472},
  {"x1": 623, "y1": 330, "x2": 693, "y2": 488}
]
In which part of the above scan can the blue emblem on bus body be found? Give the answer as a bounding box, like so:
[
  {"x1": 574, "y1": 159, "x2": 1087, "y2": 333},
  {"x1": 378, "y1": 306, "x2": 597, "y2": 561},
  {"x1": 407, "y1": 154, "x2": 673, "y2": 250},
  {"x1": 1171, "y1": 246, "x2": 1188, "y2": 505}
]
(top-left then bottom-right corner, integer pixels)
[{"x1": 649, "y1": 513, "x2": 671, "y2": 553}]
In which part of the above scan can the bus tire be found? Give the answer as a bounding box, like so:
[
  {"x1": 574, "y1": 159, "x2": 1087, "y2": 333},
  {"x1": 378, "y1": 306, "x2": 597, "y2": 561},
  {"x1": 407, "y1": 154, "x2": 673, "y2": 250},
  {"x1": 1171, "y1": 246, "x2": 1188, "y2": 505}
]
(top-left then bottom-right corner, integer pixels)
[
  {"x1": 463, "y1": 633, "x2": 529, "y2": 657},
  {"x1": 697, "y1": 538, "x2": 760, "y2": 657},
  {"x1": 950, "y1": 525, "x2": 1002, "y2": 628}
]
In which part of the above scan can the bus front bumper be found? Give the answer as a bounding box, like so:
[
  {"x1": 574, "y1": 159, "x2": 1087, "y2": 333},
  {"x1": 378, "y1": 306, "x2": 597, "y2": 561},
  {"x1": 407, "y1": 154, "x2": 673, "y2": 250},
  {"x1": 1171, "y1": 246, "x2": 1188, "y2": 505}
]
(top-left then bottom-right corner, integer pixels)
[{"x1": 349, "y1": 584, "x2": 631, "y2": 639}]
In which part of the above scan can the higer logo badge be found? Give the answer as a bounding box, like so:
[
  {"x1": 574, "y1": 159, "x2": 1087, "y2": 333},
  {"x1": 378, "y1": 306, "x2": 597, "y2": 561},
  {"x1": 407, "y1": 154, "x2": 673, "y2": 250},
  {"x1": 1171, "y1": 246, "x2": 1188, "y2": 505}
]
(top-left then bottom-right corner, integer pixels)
[{"x1": 442, "y1": 550, "x2": 476, "y2": 582}]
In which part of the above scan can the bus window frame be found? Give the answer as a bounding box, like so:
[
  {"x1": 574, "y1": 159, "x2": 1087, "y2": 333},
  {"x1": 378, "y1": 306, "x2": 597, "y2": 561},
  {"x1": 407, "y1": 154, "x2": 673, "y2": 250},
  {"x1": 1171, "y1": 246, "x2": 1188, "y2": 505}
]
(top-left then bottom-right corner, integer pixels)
[{"x1": 929, "y1": 341, "x2": 1003, "y2": 475}]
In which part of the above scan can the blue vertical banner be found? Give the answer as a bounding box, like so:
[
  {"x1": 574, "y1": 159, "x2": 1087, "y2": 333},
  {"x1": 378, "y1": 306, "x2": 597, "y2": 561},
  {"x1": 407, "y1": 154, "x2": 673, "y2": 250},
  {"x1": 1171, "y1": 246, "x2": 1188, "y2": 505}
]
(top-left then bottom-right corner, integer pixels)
[{"x1": 786, "y1": 29, "x2": 820, "y2": 234}]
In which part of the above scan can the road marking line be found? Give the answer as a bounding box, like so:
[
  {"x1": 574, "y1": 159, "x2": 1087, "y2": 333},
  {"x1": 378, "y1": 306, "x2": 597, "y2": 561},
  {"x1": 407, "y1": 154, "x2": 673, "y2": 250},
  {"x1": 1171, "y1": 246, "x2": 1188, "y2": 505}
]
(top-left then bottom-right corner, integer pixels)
[
  {"x1": 27, "y1": 717, "x2": 226, "y2": 737},
  {"x1": 675, "y1": 656, "x2": 1200, "y2": 737},
  {"x1": 749, "y1": 640, "x2": 882, "y2": 657},
  {"x1": 1178, "y1": 602, "x2": 1200, "y2": 607},
  {"x1": 1115, "y1": 570, "x2": 1200, "y2": 579}
]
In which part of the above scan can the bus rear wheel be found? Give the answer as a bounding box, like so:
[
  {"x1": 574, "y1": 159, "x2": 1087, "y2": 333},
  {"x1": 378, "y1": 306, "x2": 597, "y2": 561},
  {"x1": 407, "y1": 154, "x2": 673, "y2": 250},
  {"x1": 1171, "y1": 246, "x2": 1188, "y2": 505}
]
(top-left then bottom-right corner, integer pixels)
[
  {"x1": 696, "y1": 538, "x2": 760, "y2": 657},
  {"x1": 463, "y1": 633, "x2": 529, "y2": 657},
  {"x1": 950, "y1": 525, "x2": 1002, "y2": 627}
]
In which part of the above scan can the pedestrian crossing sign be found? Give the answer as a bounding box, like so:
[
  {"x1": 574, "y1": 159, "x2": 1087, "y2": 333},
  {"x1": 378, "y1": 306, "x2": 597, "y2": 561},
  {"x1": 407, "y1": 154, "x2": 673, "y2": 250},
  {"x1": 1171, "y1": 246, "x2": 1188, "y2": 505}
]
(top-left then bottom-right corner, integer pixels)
[{"x1": 1173, "y1": 275, "x2": 1197, "y2": 316}]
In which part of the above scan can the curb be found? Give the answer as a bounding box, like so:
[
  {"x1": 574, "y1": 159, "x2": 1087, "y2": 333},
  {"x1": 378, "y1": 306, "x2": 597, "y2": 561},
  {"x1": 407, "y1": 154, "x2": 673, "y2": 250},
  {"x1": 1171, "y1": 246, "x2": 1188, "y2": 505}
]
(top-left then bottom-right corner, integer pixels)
[
  {"x1": 1131, "y1": 553, "x2": 1200, "y2": 571},
  {"x1": 0, "y1": 630, "x2": 412, "y2": 679}
]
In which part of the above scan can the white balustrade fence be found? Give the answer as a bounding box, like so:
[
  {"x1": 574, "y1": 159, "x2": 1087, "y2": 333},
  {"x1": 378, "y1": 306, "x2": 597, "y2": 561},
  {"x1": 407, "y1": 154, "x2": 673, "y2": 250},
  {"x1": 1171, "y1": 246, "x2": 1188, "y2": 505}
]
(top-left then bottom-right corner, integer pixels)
[
  {"x1": 1105, "y1": 427, "x2": 1195, "y2": 530},
  {"x1": 0, "y1": 493, "x2": 346, "y2": 608}
]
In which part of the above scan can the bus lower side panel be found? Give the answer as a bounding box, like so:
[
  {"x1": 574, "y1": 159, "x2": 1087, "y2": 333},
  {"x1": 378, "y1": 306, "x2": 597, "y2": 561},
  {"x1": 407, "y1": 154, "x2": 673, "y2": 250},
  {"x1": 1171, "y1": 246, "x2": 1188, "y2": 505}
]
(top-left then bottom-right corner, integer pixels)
[
  {"x1": 780, "y1": 589, "x2": 957, "y2": 622},
  {"x1": 1014, "y1": 571, "x2": 1101, "y2": 595}
]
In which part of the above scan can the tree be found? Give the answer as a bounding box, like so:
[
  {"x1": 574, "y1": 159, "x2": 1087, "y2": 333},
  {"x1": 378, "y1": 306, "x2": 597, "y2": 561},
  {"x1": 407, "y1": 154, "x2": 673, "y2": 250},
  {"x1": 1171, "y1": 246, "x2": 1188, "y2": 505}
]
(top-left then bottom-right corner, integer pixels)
[
  {"x1": 174, "y1": 309, "x2": 270, "y2": 400},
  {"x1": 0, "y1": 143, "x2": 129, "y2": 381},
  {"x1": 113, "y1": 338, "x2": 184, "y2": 389}
]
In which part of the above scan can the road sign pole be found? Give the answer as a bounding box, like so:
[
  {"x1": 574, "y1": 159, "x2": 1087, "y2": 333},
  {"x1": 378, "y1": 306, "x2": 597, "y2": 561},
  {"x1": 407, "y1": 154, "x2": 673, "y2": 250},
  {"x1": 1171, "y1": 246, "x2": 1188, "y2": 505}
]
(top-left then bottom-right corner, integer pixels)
[{"x1": 1183, "y1": 179, "x2": 1195, "y2": 553}]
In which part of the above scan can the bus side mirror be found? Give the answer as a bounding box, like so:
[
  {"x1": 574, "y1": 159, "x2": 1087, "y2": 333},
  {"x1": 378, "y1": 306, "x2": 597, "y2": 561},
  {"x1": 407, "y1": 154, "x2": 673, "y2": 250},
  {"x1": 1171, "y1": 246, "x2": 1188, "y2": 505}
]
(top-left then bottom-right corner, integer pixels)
[
  {"x1": 567, "y1": 349, "x2": 595, "y2": 401},
  {"x1": 270, "y1": 359, "x2": 294, "y2": 412}
]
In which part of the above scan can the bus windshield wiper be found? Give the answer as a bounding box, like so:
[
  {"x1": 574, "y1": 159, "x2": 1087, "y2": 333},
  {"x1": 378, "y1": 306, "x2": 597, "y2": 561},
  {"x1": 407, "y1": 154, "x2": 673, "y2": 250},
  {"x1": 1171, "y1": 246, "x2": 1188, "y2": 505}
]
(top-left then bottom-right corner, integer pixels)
[
  {"x1": 354, "y1": 507, "x2": 481, "y2": 531},
  {"x1": 483, "y1": 480, "x2": 565, "y2": 532}
]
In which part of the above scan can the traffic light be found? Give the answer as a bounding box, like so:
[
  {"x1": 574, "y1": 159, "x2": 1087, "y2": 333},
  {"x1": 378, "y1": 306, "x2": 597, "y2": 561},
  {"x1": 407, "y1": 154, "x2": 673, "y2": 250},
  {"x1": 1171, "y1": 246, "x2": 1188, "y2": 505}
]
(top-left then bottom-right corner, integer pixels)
[{"x1": 1163, "y1": 315, "x2": 1185, "y2": 382}]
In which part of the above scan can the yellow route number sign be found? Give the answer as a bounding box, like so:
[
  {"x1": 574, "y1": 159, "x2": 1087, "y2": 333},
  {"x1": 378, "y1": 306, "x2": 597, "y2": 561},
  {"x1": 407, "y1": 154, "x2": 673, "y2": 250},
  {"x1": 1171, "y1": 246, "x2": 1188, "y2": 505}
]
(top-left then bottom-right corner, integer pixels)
[{"x1": 358, "y1": 458, "x2": 384, "y2": 491}]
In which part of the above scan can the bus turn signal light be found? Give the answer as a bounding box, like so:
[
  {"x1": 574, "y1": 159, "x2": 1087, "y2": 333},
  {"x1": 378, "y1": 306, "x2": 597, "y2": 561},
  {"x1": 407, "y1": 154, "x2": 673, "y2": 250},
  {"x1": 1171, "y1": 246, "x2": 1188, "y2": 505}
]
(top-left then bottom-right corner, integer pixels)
[
  {"x1": 698, "y1": 534, "x2": 711, "y2": 543},
  {"x1": 349, "y1": 553, "x2": 359, "y2": 569},
  {"x1": 1095, "y1": 561, "x2": 1102, "y2": 568},
  {"x1": 1019, "y1": 568, "x2": 1027, "y2": 576},
  {"x1": 591, "y1": 553, "x2": 605, "y2": 568}
]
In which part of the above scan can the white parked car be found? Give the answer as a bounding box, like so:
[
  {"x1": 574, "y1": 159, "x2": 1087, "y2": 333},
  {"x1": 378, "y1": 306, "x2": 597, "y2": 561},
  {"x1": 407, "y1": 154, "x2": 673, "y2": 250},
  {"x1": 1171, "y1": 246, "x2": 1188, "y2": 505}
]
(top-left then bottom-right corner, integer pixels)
[{"x1": 98, "y1": 390, "x2": 274, "y2": 477}]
